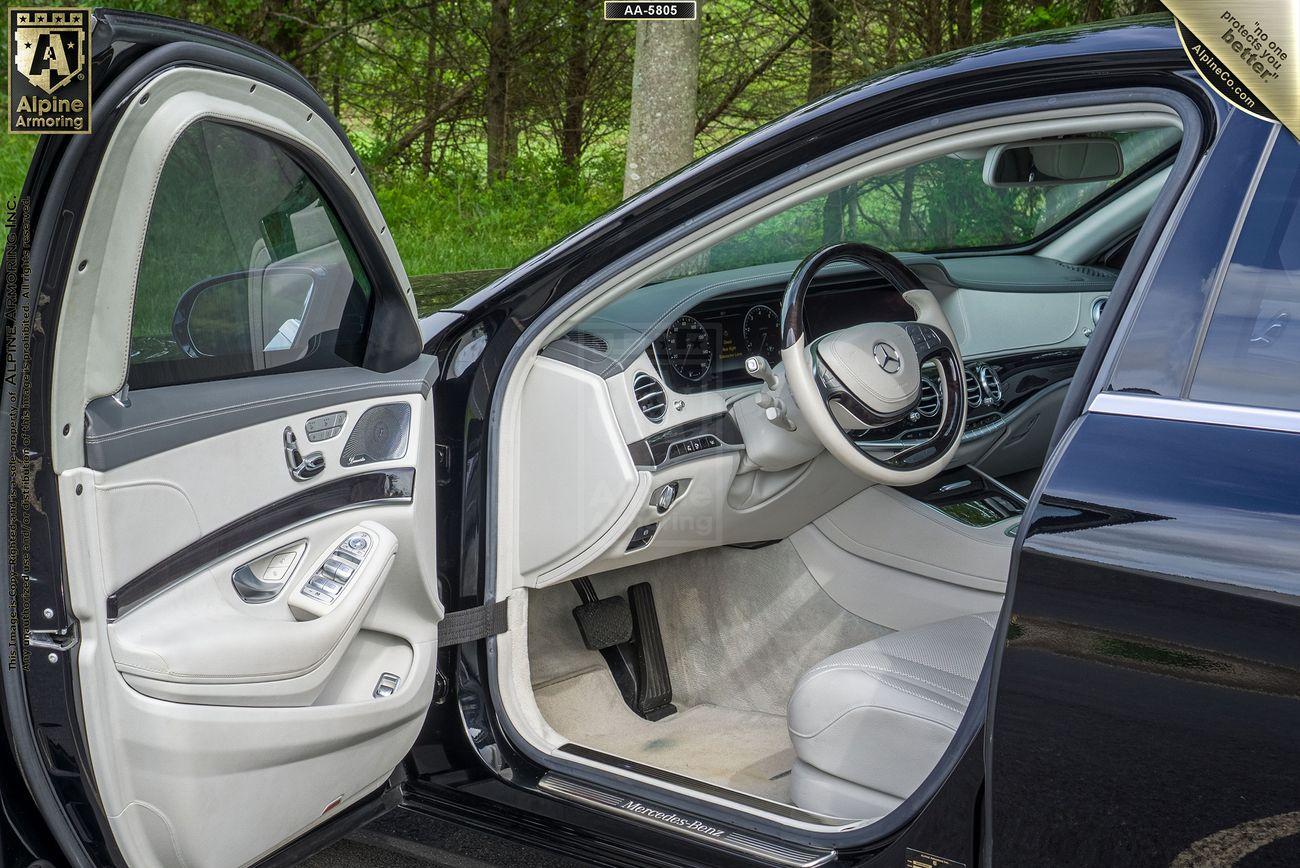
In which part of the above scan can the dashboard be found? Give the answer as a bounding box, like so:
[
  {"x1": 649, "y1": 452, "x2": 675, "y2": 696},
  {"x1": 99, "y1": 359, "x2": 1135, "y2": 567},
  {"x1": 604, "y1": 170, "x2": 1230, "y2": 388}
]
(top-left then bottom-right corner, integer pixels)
[{"x1": 649, "y1": 272, "x2": 915, "y2": 393}]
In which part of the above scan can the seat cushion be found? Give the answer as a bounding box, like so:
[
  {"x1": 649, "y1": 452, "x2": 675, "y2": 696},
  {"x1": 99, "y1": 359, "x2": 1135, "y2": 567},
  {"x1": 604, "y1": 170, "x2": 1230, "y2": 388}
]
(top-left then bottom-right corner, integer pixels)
[{"x1": 787, "y1": 611, "x2": 998, "y2": 818}]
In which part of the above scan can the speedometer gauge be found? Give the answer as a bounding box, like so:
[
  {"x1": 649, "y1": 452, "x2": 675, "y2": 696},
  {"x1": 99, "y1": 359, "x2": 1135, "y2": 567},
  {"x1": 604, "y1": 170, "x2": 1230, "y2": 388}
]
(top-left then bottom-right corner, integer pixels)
[
  {"x1": 742, "y1": 304, "x2": 780, "y2": 359},
  {"x1": 664, "y1": 315, "x2": 713, "y2": 382}
]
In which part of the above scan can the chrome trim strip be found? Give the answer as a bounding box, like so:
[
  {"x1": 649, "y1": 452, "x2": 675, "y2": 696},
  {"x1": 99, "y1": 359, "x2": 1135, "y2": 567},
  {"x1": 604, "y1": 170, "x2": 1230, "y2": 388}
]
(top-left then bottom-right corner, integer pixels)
[
  {"x1": 1089, "y1": 392, "x2": 1300, "y2": 435},
  {"x1": 538, "y1": 774, "x2": 836, "y2": 867}
]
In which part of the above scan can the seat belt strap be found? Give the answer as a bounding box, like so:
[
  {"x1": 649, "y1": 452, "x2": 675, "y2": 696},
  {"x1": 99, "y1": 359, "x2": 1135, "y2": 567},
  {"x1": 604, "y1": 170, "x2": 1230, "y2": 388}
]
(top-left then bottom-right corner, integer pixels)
[{"x1": 438, "y1": 599, "x2": 509, "y2": 647}]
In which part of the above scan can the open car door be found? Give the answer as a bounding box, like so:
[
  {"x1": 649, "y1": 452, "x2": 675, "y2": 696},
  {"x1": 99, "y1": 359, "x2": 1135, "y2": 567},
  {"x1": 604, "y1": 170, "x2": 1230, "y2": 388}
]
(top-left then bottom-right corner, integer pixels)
[{"x1": 3, "y1": 13, "x2": 442, "y2": 867}]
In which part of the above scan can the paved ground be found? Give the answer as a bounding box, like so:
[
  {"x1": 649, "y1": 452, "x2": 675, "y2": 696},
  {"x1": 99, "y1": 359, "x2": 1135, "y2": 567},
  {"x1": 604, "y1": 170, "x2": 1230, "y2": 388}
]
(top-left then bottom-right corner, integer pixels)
[{"x1": 300, "y1": 808, "x2": 585, "y2": 868}]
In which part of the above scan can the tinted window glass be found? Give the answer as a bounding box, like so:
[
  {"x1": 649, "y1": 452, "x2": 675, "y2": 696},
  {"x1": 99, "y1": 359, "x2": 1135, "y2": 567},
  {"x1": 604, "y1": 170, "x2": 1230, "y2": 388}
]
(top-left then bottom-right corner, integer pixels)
[
  {"x1": 1190, "y1": 134, "x2": 1300, "y2": 411},
  {"x1": 694, "y1": 126, "x2": 1180, "y2": 271},
  {"x1": 129, "y1": 121, "x2": 373, "y2": 389},
  {"x1": 1105, "y1": 114, "x2": 1275, "y2": 398}
]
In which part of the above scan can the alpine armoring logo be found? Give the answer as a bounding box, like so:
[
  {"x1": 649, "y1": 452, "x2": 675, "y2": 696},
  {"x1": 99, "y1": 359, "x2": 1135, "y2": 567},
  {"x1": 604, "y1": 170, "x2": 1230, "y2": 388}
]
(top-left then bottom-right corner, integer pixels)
[{"x1": 8, "y1": 7, "x2": 92, "y2": 135}]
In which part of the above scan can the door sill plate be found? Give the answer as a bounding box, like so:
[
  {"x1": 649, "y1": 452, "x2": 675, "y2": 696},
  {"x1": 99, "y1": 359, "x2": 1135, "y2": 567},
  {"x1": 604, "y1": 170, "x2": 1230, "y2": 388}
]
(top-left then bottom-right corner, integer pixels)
[{"x1": 538, "y1": 774, "x2": 835, "y2": 867}]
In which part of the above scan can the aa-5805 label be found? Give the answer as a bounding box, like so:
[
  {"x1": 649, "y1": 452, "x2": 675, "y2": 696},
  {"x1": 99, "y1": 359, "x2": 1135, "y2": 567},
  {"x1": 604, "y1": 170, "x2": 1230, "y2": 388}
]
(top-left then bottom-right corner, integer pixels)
[{"x1": 604, "y1": 2, "x2": 698, "y2": 21}]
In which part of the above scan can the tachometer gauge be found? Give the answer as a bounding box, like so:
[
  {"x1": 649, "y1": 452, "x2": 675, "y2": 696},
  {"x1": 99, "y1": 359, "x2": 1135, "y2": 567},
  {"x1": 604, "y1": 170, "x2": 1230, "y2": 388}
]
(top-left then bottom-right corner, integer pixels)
[
  {"x1": 742, "y1": 304, "x2": 780, "y2": 359},
  {"x1": 664, "y1": 315, "x2": 713, "y2": 382}
]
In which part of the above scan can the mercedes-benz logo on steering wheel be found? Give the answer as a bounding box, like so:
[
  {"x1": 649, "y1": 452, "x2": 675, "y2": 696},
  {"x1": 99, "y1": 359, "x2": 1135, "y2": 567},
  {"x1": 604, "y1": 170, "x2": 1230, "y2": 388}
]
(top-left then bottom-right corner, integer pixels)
[{"x1": 872, "y1": 341, "x2": 902, "y2": 374}]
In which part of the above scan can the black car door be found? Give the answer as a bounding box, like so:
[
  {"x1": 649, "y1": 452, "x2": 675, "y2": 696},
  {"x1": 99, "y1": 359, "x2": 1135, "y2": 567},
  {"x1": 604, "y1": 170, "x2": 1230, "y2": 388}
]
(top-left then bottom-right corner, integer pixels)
[{"x1": 989, "y1": 112, "x2": 1300, "y2": 865}]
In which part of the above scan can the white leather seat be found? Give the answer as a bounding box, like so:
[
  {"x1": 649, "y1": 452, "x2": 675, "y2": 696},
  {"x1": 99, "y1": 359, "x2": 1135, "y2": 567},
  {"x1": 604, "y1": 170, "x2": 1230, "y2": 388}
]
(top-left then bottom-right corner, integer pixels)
[{"x1": 787, "y1": 611, "x2": 998, "y2": 820}]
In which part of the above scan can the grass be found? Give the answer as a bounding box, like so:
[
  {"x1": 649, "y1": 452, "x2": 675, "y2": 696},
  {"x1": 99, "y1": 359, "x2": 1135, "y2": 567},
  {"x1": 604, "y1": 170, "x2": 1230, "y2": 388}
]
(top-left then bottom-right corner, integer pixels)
[{"x1": 0, "y1": 133, "x2": 619, "y2": 320}]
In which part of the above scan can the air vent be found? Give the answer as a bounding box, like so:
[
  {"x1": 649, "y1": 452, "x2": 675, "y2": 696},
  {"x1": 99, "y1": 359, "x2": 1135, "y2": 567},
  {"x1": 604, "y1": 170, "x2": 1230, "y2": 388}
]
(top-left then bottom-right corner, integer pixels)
[
  {"x1": 917, "y1": 377, "x2": 940, "y2": 417},
  {"x1": 633, "y1": 372, "x2": 666, "y2": 423},
  {"x1": 964, "y1": 369, "x2": 983, "y2": 408},
  {"x1": 564, "y1": 330, "x2": 609, "y2": 354},
  {"x1": 1091, "y1": 297, "x2": 1107, "y2": 325},
  {"x1": 977, "y1": 365, "x2": 1003, "y2": 405}
]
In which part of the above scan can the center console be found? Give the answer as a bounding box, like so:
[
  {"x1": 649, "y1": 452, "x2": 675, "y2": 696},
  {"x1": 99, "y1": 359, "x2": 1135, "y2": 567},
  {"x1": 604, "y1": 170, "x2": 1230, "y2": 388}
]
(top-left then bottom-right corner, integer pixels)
[{"x1": 898, "y1": 466, "x2": 1026, "y2": 530}]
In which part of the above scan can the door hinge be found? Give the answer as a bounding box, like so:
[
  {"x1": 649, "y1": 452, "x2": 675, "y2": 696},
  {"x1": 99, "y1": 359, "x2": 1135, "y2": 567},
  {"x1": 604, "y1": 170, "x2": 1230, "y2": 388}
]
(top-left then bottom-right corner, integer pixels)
[{"x1": 29, "y1": 623, "x2": 78, "y2": 652}]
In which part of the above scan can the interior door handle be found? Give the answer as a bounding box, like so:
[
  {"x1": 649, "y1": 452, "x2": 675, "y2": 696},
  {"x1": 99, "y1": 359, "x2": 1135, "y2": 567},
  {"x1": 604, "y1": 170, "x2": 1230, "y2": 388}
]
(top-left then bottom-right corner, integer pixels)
[
  {"x1": 283, "y1": 427, "x2": 325, "y2": 481},
  {"x1": 231, "y1": 540, "x2": 307, "y2": 603},
  {"x1": 232, "y1": 564, "x2": 285, "y2": 603}
]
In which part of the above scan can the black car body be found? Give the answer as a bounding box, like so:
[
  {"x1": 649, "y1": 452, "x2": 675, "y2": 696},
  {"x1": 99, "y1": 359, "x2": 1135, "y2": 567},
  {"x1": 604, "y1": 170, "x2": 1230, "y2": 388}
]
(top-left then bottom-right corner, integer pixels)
[{"x1": 3, "y1": 9, "x2": 1298, "y2": 868}]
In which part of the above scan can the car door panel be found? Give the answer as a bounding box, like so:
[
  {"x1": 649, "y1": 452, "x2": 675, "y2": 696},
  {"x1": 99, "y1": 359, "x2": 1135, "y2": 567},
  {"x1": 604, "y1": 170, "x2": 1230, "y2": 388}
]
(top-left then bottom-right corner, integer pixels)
[
  {"x1": 35, "y1": 57, "x2": 440, "y2": 867},
  {"x1": 60, "y1": 390, "x2": 440, "y2": 866},
  {"x1": 49, "y1": 66, "x2": 416, "y2": 477}
]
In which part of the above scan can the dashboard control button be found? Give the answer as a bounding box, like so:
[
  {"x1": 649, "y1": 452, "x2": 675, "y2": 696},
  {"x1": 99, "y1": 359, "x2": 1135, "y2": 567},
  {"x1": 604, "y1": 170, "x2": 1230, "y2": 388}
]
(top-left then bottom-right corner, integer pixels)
[
  {"x1": 653, "y1": 482, "x2": 679, "y2": 513},
  {"x1": 626, "y1": 523, "x2": 658, "y2": 551}
]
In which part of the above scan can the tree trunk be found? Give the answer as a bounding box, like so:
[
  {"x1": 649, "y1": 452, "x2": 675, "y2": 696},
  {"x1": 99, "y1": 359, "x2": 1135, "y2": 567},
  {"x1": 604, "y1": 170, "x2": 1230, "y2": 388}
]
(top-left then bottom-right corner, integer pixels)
[
  {"x1": 560, "y1": 0, "x2": 591, "y2": 171},
  {"x1": 979, "y1": 0, "x2": 1005, "y2": 43},
  {"x1": 955, "y1": 0, "x2": 973, "y2": 47},
  {"x1": 422, "y1": 1, "x2": 437, "y2": 176},
  {"x1": 485, "y1": 0, "x2": 512, "y2": 182},
  {"x1": 898, "y1": 166, "x2": 916, "y2": 243},
  {"x1": 806, "y1": 0, "x2": 835, "y2": 102},
  {"x1": 623, "y1": 17, "x2": 702, "y2": 198}
]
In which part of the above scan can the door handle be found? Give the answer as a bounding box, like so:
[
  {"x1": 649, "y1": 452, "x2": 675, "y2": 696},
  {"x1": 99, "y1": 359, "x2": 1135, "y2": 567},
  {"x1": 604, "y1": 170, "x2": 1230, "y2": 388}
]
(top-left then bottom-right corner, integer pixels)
[
  {"x1": 232, "y1": 564, "x2": 286, "y2": 603},
  {"x1": 232, "y1": 540, "x2": 307, "y2": 603},
  {"x1": 283, "y1": 427, "x2": 325, "y2": 481}
]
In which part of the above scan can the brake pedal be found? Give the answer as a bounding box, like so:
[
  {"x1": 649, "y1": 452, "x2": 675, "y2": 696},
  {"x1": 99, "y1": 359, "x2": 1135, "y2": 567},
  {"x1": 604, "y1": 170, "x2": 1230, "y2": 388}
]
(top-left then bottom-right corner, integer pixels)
[
  {"x1": 628, "y1": 582, "x2": 675, "y2": 720},
  {"x1": 571, "y1": 578, "x2": 639, "y2": 712},
  {"x1": 571, "y1": 580, "x2": 633, "y2": 650}
]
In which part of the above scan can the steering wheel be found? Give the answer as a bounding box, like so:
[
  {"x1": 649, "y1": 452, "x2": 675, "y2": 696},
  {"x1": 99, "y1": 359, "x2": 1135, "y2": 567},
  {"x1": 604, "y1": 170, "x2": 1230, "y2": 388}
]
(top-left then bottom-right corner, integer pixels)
[{"x1": 779, "y1": 243, "x2": 966, "y2": 486}]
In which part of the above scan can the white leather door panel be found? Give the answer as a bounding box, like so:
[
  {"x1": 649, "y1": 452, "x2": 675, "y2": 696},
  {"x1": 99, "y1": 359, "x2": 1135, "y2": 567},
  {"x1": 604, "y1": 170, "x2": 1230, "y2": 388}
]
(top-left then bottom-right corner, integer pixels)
[{"x1": 61, "y1": 390, "x2": 441, "y2": 867}]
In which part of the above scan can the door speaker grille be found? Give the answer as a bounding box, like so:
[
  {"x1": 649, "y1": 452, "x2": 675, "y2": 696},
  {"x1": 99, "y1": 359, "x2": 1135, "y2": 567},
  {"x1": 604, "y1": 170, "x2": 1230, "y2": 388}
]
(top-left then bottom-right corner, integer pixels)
[{"x1": 341, "y1": 403, "x2": 412, "y2": 467}]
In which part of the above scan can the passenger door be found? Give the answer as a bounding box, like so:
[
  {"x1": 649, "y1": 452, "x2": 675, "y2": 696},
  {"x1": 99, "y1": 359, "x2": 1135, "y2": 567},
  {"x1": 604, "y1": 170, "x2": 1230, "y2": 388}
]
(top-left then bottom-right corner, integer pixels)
[
  {"x1": 989, "y1": 114, "x2": 1300, "y2": 864},
  {"x1": 23, "y1": 53, "x2": 442, "y2": 868}
]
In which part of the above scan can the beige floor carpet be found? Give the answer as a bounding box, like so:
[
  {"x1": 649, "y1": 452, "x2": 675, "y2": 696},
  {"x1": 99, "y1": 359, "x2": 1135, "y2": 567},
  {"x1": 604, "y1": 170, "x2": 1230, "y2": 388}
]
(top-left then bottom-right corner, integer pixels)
[{"x1": 536, "y1": 667, "x2": 795, "y2": 804}]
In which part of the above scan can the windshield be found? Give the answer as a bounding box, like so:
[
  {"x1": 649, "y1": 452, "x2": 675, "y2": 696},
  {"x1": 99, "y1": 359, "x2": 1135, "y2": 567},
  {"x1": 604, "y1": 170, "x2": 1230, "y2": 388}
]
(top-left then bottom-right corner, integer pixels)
[{"x1": 701, "y1": 125, "x2": 1182, "y2": 273}]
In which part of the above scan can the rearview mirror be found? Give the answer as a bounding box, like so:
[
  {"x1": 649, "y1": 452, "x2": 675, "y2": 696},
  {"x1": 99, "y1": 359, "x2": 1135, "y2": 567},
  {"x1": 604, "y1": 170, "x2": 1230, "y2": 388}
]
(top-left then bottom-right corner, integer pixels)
[
  {"x1": 983, "y1": 137, "x2": 1123, "y2": 187},
  {"x1": 172, "y1": 265, "x2": 321, "y2": 360}
]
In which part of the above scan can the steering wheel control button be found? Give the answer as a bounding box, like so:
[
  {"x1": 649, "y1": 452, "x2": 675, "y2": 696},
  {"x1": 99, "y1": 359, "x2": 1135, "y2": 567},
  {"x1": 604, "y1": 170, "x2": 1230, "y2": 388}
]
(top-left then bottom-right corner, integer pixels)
[
  {"x1": 653, "y1": 482, "x2": 680, "y2": 513},
  {"x1": 305, "y1": 411, "x2": 347, "y2": 442}
]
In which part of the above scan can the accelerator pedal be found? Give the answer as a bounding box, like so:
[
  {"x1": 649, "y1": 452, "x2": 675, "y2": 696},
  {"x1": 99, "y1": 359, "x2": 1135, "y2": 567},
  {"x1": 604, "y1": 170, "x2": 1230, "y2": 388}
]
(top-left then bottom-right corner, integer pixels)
[{"x1": 628, "y1": 582, "x2": 675, "y2": 720}]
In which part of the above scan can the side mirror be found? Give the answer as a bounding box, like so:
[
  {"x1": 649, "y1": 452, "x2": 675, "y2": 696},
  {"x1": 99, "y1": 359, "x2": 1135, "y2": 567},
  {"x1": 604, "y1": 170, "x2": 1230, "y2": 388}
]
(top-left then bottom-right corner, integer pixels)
[
  {"x1": 983, "y1": 137, "x2": 1123, "y2": 187},
  {"x1": 171, "y1": 265, "x2": 322, "y2": 361}
]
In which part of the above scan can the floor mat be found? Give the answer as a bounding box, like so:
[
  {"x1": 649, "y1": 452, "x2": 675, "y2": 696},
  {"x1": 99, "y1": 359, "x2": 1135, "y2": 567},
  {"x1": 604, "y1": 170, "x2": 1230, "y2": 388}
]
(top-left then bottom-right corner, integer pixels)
[
  {"x1": 536, "y1": 668, "x2": 795, "y2": 804},
  {"x1": 528, "y1": 541, "x2": 889, "y2": 718}
]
